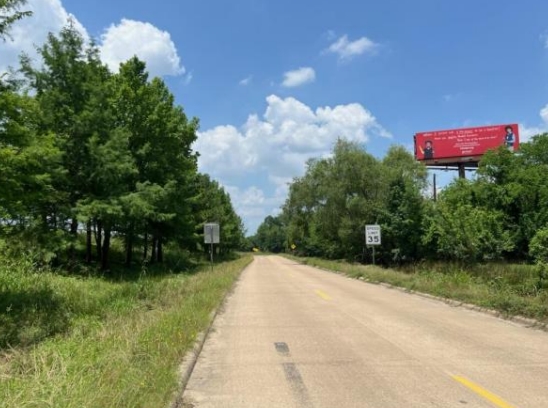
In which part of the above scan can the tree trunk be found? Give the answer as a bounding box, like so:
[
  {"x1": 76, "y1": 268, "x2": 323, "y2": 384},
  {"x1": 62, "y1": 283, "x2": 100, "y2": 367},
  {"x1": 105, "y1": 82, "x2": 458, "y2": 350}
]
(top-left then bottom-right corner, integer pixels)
[
  {"x1": 125, "y1": 224, "x2": 133, "y2": 267},
  {"x1": 86, "y1": 220, "x2": 92, "y2": 264},
  {"x1": 143, "y1": 231, "x2": 148, "y2": 261},
  {"x1": 101, "y1": 227, "x2": 111, "y2": 271},
  {"x1": 69, "y1": 217, "x2": 78, "y2": 262},
  {"x1": 70, "y1": 217, "x2": 78, "y2": 235},
  {"x1": 95, "y1": 220, "x2": 103, "y2": 261},
  {"x1": 157, "y1": 235, "x2": 163, "y2": 263},
  {"x1": 151, "y1": 235, "x2": 158, "y2": 264}
]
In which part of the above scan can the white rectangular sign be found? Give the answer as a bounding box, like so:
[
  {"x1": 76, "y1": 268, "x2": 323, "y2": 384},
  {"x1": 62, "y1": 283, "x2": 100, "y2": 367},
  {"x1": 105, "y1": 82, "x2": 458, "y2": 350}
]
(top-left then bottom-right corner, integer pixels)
[
  {"x1": 365, "y1": 225, "x2": 381, "y2": 246},
  {"x1": 204, "y1": 223, "x2": 220, "y2": 244}
]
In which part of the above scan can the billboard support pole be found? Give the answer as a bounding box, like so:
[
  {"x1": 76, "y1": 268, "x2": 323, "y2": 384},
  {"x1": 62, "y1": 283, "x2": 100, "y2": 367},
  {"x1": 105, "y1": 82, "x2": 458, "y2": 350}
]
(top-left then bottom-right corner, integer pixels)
[
  {"x1": 433, "y1": 173, "x2": 437, "y2": 201},
  {"x1": 458, "y1": 164, "x2": 466, "y2": 179}
]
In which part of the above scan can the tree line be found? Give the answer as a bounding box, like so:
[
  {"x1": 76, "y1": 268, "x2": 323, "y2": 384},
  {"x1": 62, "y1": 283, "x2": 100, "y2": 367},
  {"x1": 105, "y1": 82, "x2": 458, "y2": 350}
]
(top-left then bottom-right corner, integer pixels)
[
  {"x1": 1, "y1": 22, "x2": 245, "y2": 269},
  {"x1": 252, "y1": 136, "x2": 548, "y2": 265}
]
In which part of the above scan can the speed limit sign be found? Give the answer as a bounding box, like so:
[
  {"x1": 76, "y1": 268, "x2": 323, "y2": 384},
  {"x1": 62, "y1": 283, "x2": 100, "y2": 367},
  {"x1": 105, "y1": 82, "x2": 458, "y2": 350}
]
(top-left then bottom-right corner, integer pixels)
[{"x1": 365, "y1": 225, "x2": 381, "y2": 246}]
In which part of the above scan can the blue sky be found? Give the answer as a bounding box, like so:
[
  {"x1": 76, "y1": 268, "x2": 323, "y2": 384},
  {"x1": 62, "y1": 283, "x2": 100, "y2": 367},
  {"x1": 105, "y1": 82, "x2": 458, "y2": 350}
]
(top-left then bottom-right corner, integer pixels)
[{"x1": 3, "y1": 0, "x2": 548, "y2": 234}]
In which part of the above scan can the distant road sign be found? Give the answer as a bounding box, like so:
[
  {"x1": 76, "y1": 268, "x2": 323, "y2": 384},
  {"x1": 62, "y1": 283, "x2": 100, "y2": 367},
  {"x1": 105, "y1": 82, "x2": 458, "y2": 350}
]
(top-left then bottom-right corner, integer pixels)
[
  {"x1": 204, "y1": 223, "x2": 220, "y2": 244},
  {"x1": 365, "y1": 225, "x2": 381, "y2": 246}
]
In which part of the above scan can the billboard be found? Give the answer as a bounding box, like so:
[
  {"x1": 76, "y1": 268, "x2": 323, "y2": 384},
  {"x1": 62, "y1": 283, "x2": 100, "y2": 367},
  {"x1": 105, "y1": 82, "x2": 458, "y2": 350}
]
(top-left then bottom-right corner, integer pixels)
[{"x1": 414, "y1": 124, "x2": 519, "y2": 164}]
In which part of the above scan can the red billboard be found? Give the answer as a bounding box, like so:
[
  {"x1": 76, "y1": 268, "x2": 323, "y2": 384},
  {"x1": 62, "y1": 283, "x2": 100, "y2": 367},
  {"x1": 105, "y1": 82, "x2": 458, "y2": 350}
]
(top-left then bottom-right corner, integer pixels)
[{"x1": 414, "y1": 124, "x2": 519, "y2": 164}]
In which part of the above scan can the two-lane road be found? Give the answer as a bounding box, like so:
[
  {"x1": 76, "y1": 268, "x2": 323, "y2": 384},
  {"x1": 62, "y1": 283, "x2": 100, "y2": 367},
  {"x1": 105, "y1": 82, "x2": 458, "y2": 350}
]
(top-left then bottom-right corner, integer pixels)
[{"x1": 183, "y1": 256, "x2": 548, "y2": 407}]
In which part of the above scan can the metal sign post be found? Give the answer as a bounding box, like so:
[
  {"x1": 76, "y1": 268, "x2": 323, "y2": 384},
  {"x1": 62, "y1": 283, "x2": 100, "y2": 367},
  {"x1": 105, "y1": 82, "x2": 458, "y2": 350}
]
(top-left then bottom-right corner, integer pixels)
[
  {"x1": 204, "y1": 223, "x2": 220, "y2": 270},
  {"x1": 365, "y1": 225, "x2": 381, "y2": 265}
]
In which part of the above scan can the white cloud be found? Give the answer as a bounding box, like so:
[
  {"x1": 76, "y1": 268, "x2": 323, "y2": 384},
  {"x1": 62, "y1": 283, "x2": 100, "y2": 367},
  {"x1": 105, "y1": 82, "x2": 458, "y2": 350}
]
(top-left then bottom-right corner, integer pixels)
[
  {"x1": 541, "y1": 104, "x2": 548, "y2": 123},
  {"x1": 239, "y1": 75, "x2": 252, "y2": 86},
  {"x1": 520, "y1": 104, "x2": 548, "y2": 142},
  {"x1": 196, "y1": 94, "x2": 391, "y2": 177},
  {"x1": 326, "y1": 35, "x2": 379, "y2": 61},
  {"x1": 194, "y1": 95, "x2": 391, "y2": 233},
  {"x1": 1, "y1": 0, "x2": 88, "y2": 73},
  {"x1": 282, "y1": 67, "x2": 316, "y2": 88},
  {"x1": 99, "y1": 19, "x2": 185, "y2": 78},
  {"x1": 1, "y1": 2, "x2": 186, "y2": 81}
]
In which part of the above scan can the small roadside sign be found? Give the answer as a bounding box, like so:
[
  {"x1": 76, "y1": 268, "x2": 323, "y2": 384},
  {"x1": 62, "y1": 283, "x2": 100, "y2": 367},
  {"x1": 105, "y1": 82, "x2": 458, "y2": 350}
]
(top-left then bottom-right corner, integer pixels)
[
  {"x1": 204, "y1": 223, "x2": 220, "y2": 244},
  {"x1": 365, "y1": 225, "x2": 381, "y2": 246}
]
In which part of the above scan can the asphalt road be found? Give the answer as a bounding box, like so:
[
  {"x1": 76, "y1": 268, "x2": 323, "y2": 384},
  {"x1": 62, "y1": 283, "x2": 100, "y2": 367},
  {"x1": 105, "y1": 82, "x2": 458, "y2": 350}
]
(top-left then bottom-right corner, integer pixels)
[{"x1": 183, "y1": 256, "x2": 548, "y2": 408}]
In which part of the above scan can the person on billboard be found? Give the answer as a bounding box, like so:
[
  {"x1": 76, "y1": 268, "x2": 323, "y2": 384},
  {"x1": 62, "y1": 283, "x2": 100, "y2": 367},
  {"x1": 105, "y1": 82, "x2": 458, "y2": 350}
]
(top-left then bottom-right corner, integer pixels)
[
  {"x1": 419, "y1": 140, "x2": 434, "y2": 159},
  {"x1": 504, "y1": 126, "x2": 515, "y2": 151}
]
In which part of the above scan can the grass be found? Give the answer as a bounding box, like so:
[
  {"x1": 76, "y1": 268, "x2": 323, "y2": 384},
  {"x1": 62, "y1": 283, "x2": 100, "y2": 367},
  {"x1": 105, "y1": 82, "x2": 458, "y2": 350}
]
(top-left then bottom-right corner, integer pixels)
[
  {"x1": 0, "y1": 254, "x2": 252, "y2": 408},
  {"x1": 283, "y1": 255, "x2": 548, "y2": 323}
]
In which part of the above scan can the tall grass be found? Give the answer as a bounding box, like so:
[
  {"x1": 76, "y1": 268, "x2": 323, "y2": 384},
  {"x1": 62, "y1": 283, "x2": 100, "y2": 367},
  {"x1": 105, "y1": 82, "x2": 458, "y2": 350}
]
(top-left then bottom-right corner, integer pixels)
[
  {"x1": 0, "y1": 254, "x2": 252, "y2": 408},
  {"x1": 284, "y1": 256, "x2": 548, "y2": 322}
]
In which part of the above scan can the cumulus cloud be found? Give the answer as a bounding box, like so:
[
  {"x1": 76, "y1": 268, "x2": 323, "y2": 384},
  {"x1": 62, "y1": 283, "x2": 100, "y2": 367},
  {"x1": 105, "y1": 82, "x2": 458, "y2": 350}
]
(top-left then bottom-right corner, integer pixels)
[
  {"x1": 195, "y1": 94, "x2": 390, "y2": 177},
  {"x1": 326, "y1": 35, "x2": 379, "y2": 61},
  {"x1": 99, "y1": 19, "x2": 185, "y2": 78},
  {"x1": 282, "y1": 67, "x2": 316, "y2": 88},
  {"x1": 1, "y1": 1, "x2": 186, "y2": 81},
  {"x1": 1, "y1": 0, "x2": 88, "y2": 73},
  {"x1": 194, "y1": 95, "x2": 391, "y2": 232},
  {"x1": 520, "y1": 104, "x2": 548, "y2": 142},
  {"x1": 224, "y1": 185, "x2": 286, "y2": 234}
]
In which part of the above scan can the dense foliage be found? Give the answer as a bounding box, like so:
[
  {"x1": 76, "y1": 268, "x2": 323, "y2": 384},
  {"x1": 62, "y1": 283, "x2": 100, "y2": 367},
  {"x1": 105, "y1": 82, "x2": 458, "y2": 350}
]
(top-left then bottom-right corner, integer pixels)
[
  {"x1": 1, "y1": 24, "x2": 244, "y2": 269},
  {"x1": 254, "y1": 136, "x2": 548, "y2": 264}
]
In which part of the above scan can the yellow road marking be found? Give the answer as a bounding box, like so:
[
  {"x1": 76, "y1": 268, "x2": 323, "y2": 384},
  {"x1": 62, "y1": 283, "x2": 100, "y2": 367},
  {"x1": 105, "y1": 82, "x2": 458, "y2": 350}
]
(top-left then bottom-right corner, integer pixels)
[
  {"x1": 315, "y1": 290, "x2": 331, "y2": 301},
  {"x1": 452, "y1": 376, "x2": 516, "y2": 408}
]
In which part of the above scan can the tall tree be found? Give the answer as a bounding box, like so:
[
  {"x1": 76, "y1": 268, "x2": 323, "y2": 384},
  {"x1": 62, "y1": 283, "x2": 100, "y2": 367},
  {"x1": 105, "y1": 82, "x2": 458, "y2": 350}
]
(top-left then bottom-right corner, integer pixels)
[
  {"x1": 0, "y1": 0, "x2": 32, "y2": 40},
  {"x1": 21, "y1": 23, "x2": 111, "y2": 263}
]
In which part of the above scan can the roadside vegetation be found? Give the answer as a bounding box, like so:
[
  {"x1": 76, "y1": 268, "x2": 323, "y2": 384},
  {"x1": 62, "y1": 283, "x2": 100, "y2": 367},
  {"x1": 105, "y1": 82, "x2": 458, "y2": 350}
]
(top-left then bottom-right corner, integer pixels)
[
  {"x1": 1, "y1": 6, "x2": 250, "y2": 408},
  {"x1": 0, "y1": 253, "x2": 252, "y2": 408},
  {"x1": 1, "y1": 18, "x2": 245, "y2": 271},
  {"x1": 251, "y1": 137, "x2": 548, "y2": 266},
  {"x1": 252, "y1": 130, "x2": 548, "y2": 322}
]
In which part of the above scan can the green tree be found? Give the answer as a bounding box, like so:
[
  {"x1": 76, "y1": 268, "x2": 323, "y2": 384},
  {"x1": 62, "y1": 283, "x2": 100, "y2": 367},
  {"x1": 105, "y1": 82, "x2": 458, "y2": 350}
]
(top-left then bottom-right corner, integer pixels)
[
  {"x1": 255, "y1": 215, "x2": 286, "y2": 253},
  {"x1": 192, "y1": 174, "x2": 245, "y2": 256},
  {"x1": 0, "y1": 0, "x2": 32, "y2": 40},
  {"x1": 21, "y1": 24, "x2": 115, "y2": 264},
  {"x1": 111, "y1": 57, "x2": 199, "y2": 265}
]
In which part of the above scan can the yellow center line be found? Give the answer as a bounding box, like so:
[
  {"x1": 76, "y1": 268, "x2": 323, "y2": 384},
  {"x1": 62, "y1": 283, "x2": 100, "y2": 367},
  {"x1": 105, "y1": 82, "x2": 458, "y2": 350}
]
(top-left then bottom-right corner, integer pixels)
[
  {"x1": 452, "y1": 376, "x2": 516, "y2": 408},
  {"x1": 315, "y1": 289, "x2": 331, "y2": 301}
]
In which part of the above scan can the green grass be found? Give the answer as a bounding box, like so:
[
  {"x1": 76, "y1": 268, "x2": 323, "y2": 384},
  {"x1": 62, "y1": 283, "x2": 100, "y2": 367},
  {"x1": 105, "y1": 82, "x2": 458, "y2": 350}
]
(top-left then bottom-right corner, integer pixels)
[
  {"x1": 0, "y1": 255, "x2": 252, "y2": 408},
  {"x1": 283, "y1": 255, "x2": 548, "y2": 323}
]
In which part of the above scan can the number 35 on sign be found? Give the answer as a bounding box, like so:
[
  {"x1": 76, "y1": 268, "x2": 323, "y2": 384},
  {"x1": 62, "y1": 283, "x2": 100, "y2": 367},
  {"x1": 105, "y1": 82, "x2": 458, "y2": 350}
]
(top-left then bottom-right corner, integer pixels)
[{"x1": 365, "y1": 225, "x2": 381, "y2": 246}]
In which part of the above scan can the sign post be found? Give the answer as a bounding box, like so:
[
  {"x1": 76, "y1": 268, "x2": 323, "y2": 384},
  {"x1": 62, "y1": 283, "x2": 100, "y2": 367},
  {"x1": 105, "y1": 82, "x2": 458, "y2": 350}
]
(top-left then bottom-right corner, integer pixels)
[
  {"x1": 204, "y1": 223, "x2": 220, "y2": 269},
  {"x1": 365, "y1": 225, "x2": 381, "y2": 265}
]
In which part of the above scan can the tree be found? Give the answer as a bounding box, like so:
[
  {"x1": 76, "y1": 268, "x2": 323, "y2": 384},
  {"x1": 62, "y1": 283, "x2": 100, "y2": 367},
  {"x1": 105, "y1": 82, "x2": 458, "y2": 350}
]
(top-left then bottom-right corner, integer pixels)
[
  {"x1": 192, "y1": 174, "x2": 245, "y2": 256},
  {"x1": 283, "y1": 139, "x2": 407, "y2": 261},
  {"x1": 111, "y1": 57, "x2": 199, "y2": 265},
  {"x1": 0, "y1": 0, "x2": 32, "y2": 40},
  {"x1": 255, "y1": 216, "x2": 286, "y2": 253},
  {"x1": 21, "y1": 23, "x2": 114, "y2": 264}
]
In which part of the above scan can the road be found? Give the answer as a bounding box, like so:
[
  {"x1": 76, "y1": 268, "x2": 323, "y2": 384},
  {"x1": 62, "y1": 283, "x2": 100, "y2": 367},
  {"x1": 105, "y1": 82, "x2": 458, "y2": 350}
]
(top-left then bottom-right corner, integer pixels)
[{"x1": 183, "y1": 256, "x2": 548, "y2": 408}]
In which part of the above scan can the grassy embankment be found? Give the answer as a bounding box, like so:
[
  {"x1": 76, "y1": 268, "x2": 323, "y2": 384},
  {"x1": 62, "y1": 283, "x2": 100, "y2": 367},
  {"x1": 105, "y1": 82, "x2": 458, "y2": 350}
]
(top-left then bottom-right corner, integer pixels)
[
  {"x1": 0, "y1": 252, "x2": 252, "y2": 408},
  {"x1": 284, "y1": 255, "x2": 548, "y2": 323}
]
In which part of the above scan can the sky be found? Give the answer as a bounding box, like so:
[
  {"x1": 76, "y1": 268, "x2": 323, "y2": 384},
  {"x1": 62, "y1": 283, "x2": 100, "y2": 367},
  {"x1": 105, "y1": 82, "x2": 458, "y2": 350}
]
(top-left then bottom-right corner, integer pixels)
[{"x1": 3, "y1": 0, "x2": 548, "y2": 234}]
